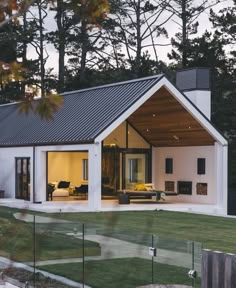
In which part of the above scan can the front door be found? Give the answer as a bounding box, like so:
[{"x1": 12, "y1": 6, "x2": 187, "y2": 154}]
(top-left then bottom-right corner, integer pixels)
[
  {"x1": 123, "y1": 152, "x2": 150, "y2": 190},
  {"x1": 15, "y1": 158, "x2": 30, "y2": 200}
]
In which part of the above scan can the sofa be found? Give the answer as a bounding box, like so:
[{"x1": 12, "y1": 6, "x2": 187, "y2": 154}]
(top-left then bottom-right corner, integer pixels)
[{"x1": 52, "y1": 181, "x2": 70, "y2": 197}]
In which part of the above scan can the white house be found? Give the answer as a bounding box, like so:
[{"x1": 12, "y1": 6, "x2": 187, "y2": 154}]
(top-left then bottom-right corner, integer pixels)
[{"x1": 0, "y1": 68, "x2": 228, "y2": 214}]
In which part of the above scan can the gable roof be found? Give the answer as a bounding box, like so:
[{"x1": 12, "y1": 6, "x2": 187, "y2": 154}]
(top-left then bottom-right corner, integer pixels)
[{"x1": 0, "y1": 75, "x2": 164, "y2": 147}]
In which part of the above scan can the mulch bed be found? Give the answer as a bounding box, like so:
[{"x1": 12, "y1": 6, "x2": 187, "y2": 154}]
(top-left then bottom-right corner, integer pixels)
[{"x1": 1, "y1": 267, "x2": 73, "y2": 287}]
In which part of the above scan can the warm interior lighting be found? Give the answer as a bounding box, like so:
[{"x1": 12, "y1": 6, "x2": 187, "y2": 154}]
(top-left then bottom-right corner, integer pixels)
[
  {"x1": 104, "y1": 143, "x2": 117, "y2": 147},
  {"x1": 146, "y1": 128, "x2": 150, "y2": 132}
]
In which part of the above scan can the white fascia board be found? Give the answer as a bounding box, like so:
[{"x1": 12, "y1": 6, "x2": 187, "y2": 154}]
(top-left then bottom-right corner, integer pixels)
[
  {"x1": 95, "y1": 76, "x2": 227, "y2": 146},
  {"x1": 95, "y1": 77, "x2": 165, "y2": 143},
  {"x1": 161, "y1": 78, "x2": 228, "y2": 146}
]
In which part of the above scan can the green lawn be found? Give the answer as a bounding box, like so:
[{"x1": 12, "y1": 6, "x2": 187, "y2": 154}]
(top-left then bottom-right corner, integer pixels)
[
  {"x1": 44, "y1": 209, "x2": 236, "y2": 253},
  {"x1": 0, "y1": 207, "x2": 101, "y2": 261},
  {"x1": 42, "y1": 258, "x2": 201, "y2": 288}
]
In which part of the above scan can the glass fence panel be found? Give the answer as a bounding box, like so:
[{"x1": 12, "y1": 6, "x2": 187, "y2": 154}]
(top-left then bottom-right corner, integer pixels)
[
  {"x1": 193, "y1": 241, "x2": 203, "y2": 287},
  {"x1": 0, "y1": 210, "x2": 202, "y2": 288},
  {"x1": 83, "y1": 223, "x2": 154, "y2": 288},
  {"x1": 0, "y1": 211, "x2": 34, "y2": 285},
  {"x1": 152, "y1": 235, "x2": 201, "y2": 287},
  {"x1": 33, "y1": 215, "x2": 84, "y2": 287}
]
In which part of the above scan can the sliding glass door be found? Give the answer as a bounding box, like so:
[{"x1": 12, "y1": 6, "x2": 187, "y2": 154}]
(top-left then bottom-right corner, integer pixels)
[
  {"x1": 123, "y1": 152, "x2": 150, "y2": 190},
  {"x1": 15, "y1": 158, "x2": 30, "y2": 200}
]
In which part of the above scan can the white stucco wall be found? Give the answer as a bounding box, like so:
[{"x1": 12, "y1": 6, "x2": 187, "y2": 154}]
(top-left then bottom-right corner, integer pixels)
[
  {"x1": 152, "y1": 145, "x2": 216, "y2": 204},
  {"x1": 0, "y1": 147, "x2": 33, "y2": 199}
]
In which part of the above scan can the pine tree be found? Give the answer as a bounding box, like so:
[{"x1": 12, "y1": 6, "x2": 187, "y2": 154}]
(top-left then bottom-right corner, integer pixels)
[{"x1": 166, "y1": 0, "x2": 221, "y2": 67}]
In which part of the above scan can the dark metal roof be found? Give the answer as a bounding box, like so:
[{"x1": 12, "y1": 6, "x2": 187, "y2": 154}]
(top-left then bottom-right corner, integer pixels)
[{"x1": 0, "y1": 75, "x2": 163, "y2": 146}]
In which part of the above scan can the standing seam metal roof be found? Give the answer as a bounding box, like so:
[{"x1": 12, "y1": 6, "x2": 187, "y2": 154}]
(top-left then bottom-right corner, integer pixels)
[{"x1": 0, "y1": 75, "x2": 163, "y2": 146}]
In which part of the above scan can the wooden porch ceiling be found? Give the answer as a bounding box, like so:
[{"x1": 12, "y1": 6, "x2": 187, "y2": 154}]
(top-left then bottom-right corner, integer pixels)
[{"x1": 127, "y1": 87, "x2": 215, "y2": 147}]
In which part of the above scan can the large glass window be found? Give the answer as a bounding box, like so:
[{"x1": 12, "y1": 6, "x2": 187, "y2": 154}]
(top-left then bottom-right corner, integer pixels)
[
  {"x1": 15, "y1": 158, "x2": 30, "y2": 200},
  {"x1": 124, "y1": 153, "x2": 147, "y2": 190},
  {"x1": 128, "y1": 159, "x2": 138, "y2": 182},
  {"x1": 82, "y1": 159, "x2": 88, "y2": 181}
]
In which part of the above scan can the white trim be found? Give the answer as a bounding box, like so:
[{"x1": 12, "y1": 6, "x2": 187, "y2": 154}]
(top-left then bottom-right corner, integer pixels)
[
  {"x1": 34, "y1": 144, "x2": 94, "y2": 203},
  {"x1": 95, "y1": 77, "x2": 227, "y2": 146}
]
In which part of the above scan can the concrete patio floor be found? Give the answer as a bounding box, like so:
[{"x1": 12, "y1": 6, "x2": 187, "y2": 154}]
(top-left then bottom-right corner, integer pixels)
[{"x1": 0, "y1": 198, "x2": 228, "y2": 217}]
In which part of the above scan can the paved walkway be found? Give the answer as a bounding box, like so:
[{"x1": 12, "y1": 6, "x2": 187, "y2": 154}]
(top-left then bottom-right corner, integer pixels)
[
  {"x1": 25, "y1": 234, "x2": 200, "y2": 273},
  {"x1": 13, "y1": 212, "x2": 71, "y2": 224}
]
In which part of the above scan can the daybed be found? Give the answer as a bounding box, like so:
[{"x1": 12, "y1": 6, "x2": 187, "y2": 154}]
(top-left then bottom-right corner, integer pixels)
[
  {"x1": 117, "y1": 183, "x2": 170, "y2": 203},
  {"x1": 118, "y1": 189, "x2": 164, "y2": 202}
]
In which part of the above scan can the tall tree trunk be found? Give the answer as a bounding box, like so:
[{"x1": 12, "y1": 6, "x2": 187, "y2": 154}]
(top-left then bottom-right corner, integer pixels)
[
  {"x1": 22, "y1": 12, "x2": 27, "y2": 63},
  {"x1": 38, "y1": 0, "x2": 45, "y2": 97},
  {"x1": 135, "y1": 0, "x2": 141, "y2": 77},
  {"x1": 22, "y1": 11, "x2": 28, "y2": 96},
  {"x1": 56, "y1": 0, "x2": 65, "y2": 92},
  {"x1": 80, "y1": 18, "x2": 88, "y2": 84},
  {"x1": 181, "y1": 0, "x2": 187, "y2": 68}
]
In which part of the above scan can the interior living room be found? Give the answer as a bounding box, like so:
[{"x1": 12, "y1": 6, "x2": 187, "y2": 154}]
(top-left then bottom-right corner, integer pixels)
[
  {"x1": 47, "y1": 151, "x2": 89, "y2": 201},
  {"x1": 47, "y1": 121, "x2": 152, "y2": 202}
]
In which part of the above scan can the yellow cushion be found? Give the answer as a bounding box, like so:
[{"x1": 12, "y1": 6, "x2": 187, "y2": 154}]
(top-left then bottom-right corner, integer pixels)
[{"x1": 135, "y1": 183, "x2": 147, "y2": 191}]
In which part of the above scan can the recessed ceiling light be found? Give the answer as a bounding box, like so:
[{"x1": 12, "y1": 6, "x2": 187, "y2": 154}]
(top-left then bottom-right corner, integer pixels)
[
  {"x1": 173, "y1": 135, "x2": 179, "y2": 140},
  {"x1": 188, "y1": 126, "x2": 191, "y2": 129},
  {"x1": 146, "y1": 128, "x2": 150, "y2": 132},
  {"x1": 153, "y1": 113, "x2": 156, "y2": 117}
]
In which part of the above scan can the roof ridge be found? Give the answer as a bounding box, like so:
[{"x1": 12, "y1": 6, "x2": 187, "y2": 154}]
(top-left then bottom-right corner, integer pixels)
[
  {"x1": 62, "y1": 74, "x2": 163, "y2": 96},
  {"x1": 0, "y1": 74, "x2": 163, "y2": 109}
]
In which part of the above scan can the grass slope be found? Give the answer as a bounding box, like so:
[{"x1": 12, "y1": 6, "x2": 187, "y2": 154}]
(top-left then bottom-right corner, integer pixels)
[{"x1": 42, "y1": 258, "x2": 200, "y2": 288}]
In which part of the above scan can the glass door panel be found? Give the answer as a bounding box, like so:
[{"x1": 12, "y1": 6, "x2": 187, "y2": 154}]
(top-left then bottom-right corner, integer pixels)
[
  {"x1": 124, "y1": 153, "x2": 146, "y2": 190},
  {"x1": 102, "y1": 148, "x2": 120, "y2": 197},
  {"x1": 15, "y1": 158, "x2": 30, "y2": 200}
]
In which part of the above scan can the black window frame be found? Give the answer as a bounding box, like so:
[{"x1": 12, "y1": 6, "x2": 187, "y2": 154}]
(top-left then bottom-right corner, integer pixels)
[
  {"x1": 197, "y1": 158, "x2": 206, "y2": 175},
  {"x1": 165, "y1": 158, "x2": 173, "y2": 174}
]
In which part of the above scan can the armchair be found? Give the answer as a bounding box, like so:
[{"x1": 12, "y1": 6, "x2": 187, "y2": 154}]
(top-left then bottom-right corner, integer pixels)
[{"x1": 74, "y1": 184, "x2": 88, "y2": 199}]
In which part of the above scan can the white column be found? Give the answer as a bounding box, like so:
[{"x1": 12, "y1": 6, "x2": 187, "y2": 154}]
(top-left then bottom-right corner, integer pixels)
[
  {"x1": 88, "y1": 142, "x2": 102, "y2": 211},
  {"x1": 34, "y1": 148, "x2": 47, "y2": 202},
  {"x1": 152, "y1": 147, "x2": 157, "y2": 188},
  {"x1": 215, "y1": 142, "x2": 228, "y2": 214},
  {"x1": 184, "y1": 90, "x2": 211, "y2": 120}
]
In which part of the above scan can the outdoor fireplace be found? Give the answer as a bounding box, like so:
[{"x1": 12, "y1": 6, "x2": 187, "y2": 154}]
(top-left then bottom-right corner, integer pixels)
[{"x1": 178, "y1": 181, "x2": 192, "y2": 195}]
